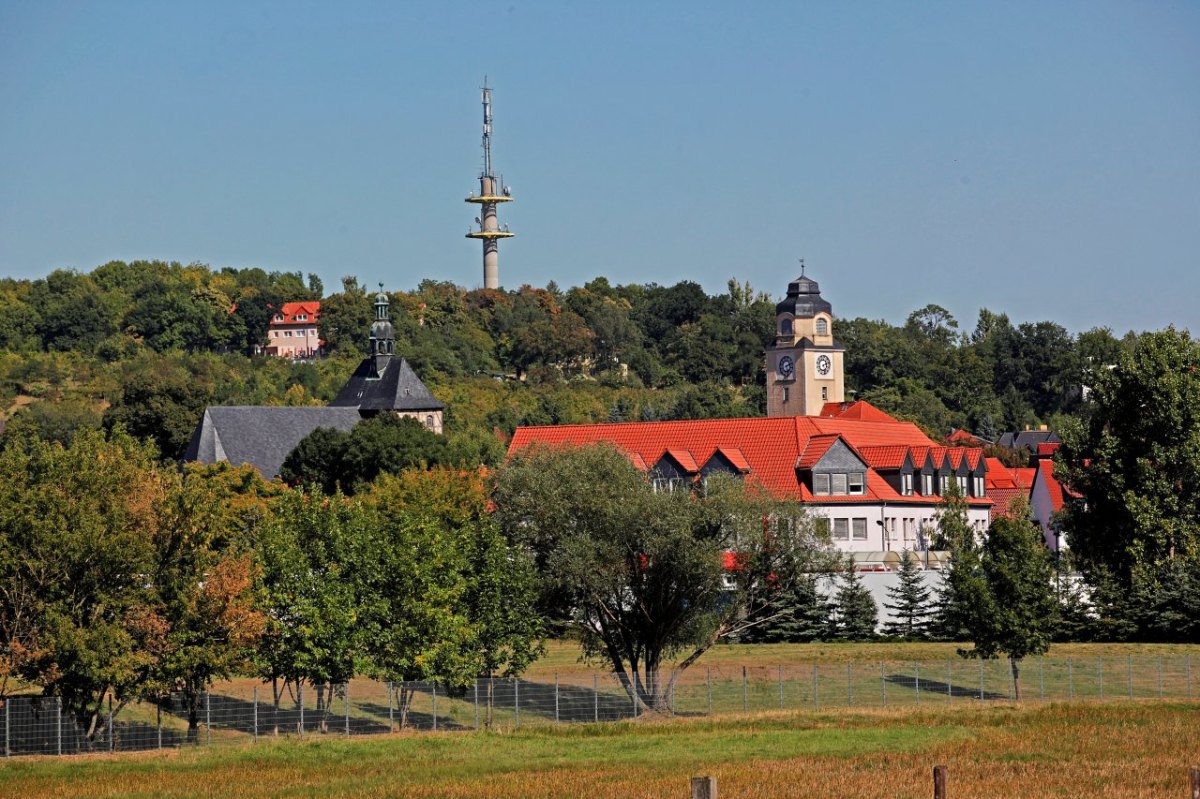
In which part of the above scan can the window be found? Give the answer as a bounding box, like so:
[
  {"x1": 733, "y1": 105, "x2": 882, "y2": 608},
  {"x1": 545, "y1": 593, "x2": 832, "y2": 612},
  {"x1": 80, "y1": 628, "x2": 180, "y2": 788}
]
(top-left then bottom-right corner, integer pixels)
[
  {"x1": 273, "y1": 314, "x2": 284, "y2": 322},
  {"x1": 939, "y1": 475, "x2": 950, "y2": 493},
  {"x1": 297, "y1": 314, "x2": 307, "y2": 321},
  {"x1": 831, "y1": 473, "x2": 848, "y2": 494},
  {"x1": 816, "y1": 318, "x2": 828, "y2": 335},
  {"x1": 425, "y1": 415, "x2": 435, "y2": 429},
  {"x1": 921, "y1": 474, "x2": 933, "y2": 495},
  {"x1": 813, "y1": 473, "x2": 830, "y2": 495},
  {"x1": 848, "y1": 472, "x2": 865, "y2": 495},
  {"x1": 973, "y1": 476, "x2": 985, "y2": 497},
  {"x1": 852, "y1": 518, "x2": 868, "y2": 540},
  {"x1": 957, "y1": 475, "x2": 968, "y2": 493},
  {"x1": 652, "y1": 477, "x2": 685, "y2": 493},
  {"x1": 821, "y1": 387, "x2": 828, "y2": 401},
  {"x1": 901, "y1": 472, "x2": 913, "y2": 496},
  {"x1": 283, "y1": 330, "x2": 292, "y2": 337},
  {"x1": 782, "y1": 387, "x2": 790, "y2": 403},
  {"x1": 832, "y1": 519, "x2": 849, "y2": 540},
  {"x1": 814, "y1": 518, "x2": 831, "y2": 538},
  {"x1": 780, "y1": 318, "x2": 793, "y2": 335}
]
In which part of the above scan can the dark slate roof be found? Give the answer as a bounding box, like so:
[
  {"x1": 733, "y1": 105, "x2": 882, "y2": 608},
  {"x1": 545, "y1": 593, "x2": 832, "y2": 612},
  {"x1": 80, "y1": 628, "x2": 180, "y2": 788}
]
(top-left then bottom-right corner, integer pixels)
[
  {"x1": 775, "y1": 275, "x2": 833, "y2": 318},
  {"x1": 997, "y1": 430, "x2": 1061, "y2": 452},
  {"x1": 183, "y1": 406, "x2": 363, "y2": 479},
  {"x1": 329, "y1": 355, "x2": 445, "y2": 411}
]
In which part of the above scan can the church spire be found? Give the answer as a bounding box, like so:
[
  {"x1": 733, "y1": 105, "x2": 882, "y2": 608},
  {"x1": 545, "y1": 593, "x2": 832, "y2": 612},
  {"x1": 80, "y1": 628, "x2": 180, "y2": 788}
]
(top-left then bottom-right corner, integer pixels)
[{"x1": 369, "y1": 284, "x2": 395, "y2": 376}]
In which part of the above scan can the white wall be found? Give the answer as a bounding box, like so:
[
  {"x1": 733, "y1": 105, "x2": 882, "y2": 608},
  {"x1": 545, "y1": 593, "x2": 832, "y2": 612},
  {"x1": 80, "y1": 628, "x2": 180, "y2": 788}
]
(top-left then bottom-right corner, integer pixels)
[{"x1": 809, "y1": 503, "x2": 990, "y2": 554}]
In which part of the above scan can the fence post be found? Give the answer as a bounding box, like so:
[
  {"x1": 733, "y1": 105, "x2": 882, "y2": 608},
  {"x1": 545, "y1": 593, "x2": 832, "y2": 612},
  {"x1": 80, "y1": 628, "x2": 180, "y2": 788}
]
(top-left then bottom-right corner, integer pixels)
[
  {"x1": 706, "y1": 667, "x2": 712, "y2": 716},
  {"x1": 56, "y1": 696, "x2": 62, "y2": 756},
  {"x1": 1157, "y1": 655, "x2": 1163, "y2": 699},
  {"x1": 779, "y1": 665, "x2": 784, "y2": 710},
  {"x1": 881, "y1": 662, "x2": 887, "y2": 707},
  {"x1": 514, "y1": 677, "x2": 520, "y2": 728},
  {"x1": 933, "y1": 765, "x2": 948, "y2": 799},
  {"x1": 979, "y1": 661, "x2": 984, "y2": 701},
  {"x1": 1099, "y1": 658, "x2": 1104, "y2": 700},
  {"x1": 670, "y1": 675, "x2": 676, "y2": 716},
  {"x1": 812, "y1": 664, "x2": 819, "y2": 710},
  {"x1": 1189, "y1": 765, "x2": 1199, "y2": 799},
  {"x1": 4, "y1": 697, "x2": 9, "y2": 757},
  {"x1": 847, "y1": 663, "x2": 853, "y2": 707},
  {"x1": 206, "y1": 691, "x2": 211, "y2": 745},
  {"x1": 472, "y1": 680, "x2": 478, "y2": 731},
  {"x1": 741, "y1": 666, "x2": 747, "y2": 713},
  {"x1": 388, "y1": 682, "x2": 395, "y2": 733},
  {"x1": 344, "y1": 683, "x2": 350, "y2": 736},
  {"x1": 1039, "y1": 658, "x2": 1045, "y2": 702},
  {"x1": 1187, "y1": 654, "x2": 1193, "y2": 700},
  {"x1": 632, "y1": 674, "x2": 637, "y2": 719},
  {"x1": 915, "y1": 663, "x2": 921, "y2": 705},
  {"x1": 554, "y1": 673, "x2": 560, "y2": 723},
  {"x1": 594, "y1": 673, "x2": 599, "y2": 723},
  {"x1": 1127, "y1": 655, "x2": 1133, "y2": 699},
  {"x1": 299, "y1": 683, "x2": 305, "y2": 737},
  {"x1": 1068, "y1": 658, "x2": 1074, "y2": 701},
  {"x1": 691, "y1": 775, "x2": 717, "y2": 799},
  {"x1": 107, "y1": 695, "x2": 114, "y2": 752},
  {"x1": 157, "y1": 700, "x2": 162, "y2": 749},
  {"x1": 253, "y1": 686, "x2": 258, "y2": 742},
  {"x1": 947, "y1": 660, "x2": 952, "y2": 704}
]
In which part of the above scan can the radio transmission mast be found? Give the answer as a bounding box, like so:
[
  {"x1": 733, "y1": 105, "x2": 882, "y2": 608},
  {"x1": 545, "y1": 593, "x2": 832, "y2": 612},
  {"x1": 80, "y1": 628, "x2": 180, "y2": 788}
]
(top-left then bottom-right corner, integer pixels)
[{"x1": 465, "y1": 78, "x2": 513, "y2": 290}]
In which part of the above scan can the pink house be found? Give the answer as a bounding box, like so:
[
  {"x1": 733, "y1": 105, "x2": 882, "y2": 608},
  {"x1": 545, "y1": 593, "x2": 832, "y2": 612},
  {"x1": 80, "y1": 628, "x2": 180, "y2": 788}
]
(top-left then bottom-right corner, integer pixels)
[{"x1": 266, "y1": 302, "x2": 322, "y2": 358}]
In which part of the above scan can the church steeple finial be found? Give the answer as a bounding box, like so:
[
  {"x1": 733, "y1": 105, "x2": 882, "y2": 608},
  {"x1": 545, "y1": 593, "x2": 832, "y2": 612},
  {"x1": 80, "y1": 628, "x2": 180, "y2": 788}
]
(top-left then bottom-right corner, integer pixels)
[{"x1": 798, "y1": 257, "x2": 805, "y2": 278}]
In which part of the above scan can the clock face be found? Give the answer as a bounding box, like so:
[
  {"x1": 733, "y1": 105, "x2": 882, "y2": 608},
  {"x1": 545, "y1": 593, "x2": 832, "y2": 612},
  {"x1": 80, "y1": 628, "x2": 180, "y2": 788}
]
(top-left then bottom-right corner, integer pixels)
[
  {"x1": 778, "y1": 355, "x2": 795, "y2": 378},
  {"x1": 816, "y1": 354, "x2": 832, "y2": 376}
]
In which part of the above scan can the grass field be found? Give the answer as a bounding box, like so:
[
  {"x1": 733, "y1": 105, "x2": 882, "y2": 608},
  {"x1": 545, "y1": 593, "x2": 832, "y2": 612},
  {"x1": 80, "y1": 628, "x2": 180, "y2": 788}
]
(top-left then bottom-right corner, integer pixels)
[{"x1": 1, "y1": 701, "x2": 1197, "y2": 798}]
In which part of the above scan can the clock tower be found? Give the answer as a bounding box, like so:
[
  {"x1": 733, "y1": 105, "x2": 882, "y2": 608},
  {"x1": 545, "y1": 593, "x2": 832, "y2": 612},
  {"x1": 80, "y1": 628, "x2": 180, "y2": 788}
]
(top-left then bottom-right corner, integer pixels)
[{"x1": 766, "y1": 269, "x2": 845, "y2": 416}]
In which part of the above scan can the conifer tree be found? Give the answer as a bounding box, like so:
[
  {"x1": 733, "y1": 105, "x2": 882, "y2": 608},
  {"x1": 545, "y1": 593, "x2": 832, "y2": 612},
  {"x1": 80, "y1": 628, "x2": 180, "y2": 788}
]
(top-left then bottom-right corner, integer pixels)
[
  {"x1": 883, "y1": 550, "x2": 933, "y2": 639},
  {"x1": 743, "y1": 574, "x2": 831, "y2": 643},
  {"x1": 833, "y1": 555, "x2": 878, "y2": 640}
]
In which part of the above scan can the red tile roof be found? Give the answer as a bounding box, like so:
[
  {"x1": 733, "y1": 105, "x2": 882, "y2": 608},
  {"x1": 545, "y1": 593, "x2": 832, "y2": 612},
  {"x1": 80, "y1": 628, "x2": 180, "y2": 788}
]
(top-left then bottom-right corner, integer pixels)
[
  {"x1": 508, "y1": 403, "x2": 991, "y2": 508},
  {"x1": 857, "y1": 445, "x2": 911, "y2": 470},
  {"x1": 272, "y1": 302, "x2": 321, "y2": 325},
  {"x1": 944, "y1": 428, "x2": 986, "y2": 446},
  {"x1": 665, "y1": 449, "x2": 700, "y2": 473},
  {"x1": 819, "y1": 400, "x2": 901, "y2": 423}
]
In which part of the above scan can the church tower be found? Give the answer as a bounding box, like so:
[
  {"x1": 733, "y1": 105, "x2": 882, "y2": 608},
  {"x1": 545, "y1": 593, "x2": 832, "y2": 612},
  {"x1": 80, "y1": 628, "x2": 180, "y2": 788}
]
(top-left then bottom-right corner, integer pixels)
[{"x1": 766, "y1": 268, "x2": 845, "y2": 416}]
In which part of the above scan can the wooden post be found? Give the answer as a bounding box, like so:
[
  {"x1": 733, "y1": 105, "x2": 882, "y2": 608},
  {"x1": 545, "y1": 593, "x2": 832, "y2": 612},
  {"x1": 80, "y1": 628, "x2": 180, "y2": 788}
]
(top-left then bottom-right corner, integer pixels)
[
  {"x1": 691, "y1": 775, "x2": 717, "y2": 799},
  {"x1": 741, "y1": 666, "x2": 747, "y2": 712},
  {"x1": 1188, "y1": 765, "x2": 1199, "y2": 799},
  {"x1": 933, "y1": 765, "x2": 948, "y2": 799}
]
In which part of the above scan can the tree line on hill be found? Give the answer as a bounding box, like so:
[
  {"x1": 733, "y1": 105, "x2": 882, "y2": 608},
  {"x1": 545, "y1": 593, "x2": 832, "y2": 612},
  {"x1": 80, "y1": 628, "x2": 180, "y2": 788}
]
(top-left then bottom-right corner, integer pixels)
[{"x1": 0, "y1": 260, "x2": 1144, "y2": 457}]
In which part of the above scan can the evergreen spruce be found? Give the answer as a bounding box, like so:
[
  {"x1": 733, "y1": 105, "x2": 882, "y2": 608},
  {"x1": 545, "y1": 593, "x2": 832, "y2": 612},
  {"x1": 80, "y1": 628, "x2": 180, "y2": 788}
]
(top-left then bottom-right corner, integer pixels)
[
  {"x1": 882, "y1": 550, "x2": 933, "y2": 639},
  {"x1": 742, "y1": 574, "x2": 831, "y2": 643},
  {"x1": 833, "y1": 555, "x2": 878, "y2": 640}
]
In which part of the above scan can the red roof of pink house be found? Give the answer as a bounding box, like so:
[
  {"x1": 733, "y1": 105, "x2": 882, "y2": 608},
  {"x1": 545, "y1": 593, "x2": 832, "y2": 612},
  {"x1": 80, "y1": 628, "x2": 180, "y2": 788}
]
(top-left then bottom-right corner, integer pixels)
[
  {"x1": 944, "y1": 428, "x2": 986, "y2": 446},
  {"x1": 984, "y1": 457, "x2": 1029, "y2": 517},
  {"x1": 508, "y1": 402, "x2": 991, "y2": 507},
  {"x1": 1035, "y1": 457, "x2": 1079, "y2": 512},
  {"x1": 271, "y1": 302, "x2": 321, "y2": 325}
]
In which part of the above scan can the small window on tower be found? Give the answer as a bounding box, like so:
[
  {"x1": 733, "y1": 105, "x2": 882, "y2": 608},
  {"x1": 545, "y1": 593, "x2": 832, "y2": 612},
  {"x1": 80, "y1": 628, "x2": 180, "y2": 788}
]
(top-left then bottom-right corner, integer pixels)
[
  {"x1": 780, "y1": 318, "x2": 793, "y2": 335},
  {"x1": 821, "y1": 387, "x2": 828, "y2": 401},
  {"x1": 816, "y1": 318, "x2": 829, "y2": 335},
  {"x1": 782, "y1": 387, "x2": 790, "y2": 403}
]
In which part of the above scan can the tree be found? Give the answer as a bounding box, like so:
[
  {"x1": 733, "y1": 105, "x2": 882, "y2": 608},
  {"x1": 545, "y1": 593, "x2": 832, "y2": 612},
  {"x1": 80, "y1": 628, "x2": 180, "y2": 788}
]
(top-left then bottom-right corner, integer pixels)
[
  {"x1": 831, "y1": 555, "x2": 878, "y2": 640},
  {"x1": 0, "y1": 429, "x2": 166, "y2": 738},
  {"x1": 931, "y1": 482, "x2": 985, "y2": 641},
  {"x1": 1058, "y1": 328, "x2": 1200, "y2": 582},
  {"x1": 103, "y1": 361, "x2": 211, "y2": 460},
  {"x1": 883, "y1": 550, "x2": 933, "y2": 639},
  {"x1": 740, "y1": 573, "x2": 830, "y2": 643},
  {"x1": 280, "y1": 414, "x2": 448, "y2": 494},
  {"x1": 960, "y1": 501, "x2": 1058, "y2": 699},
  {"x1": 493, "y1": 443, "x2": 827, "y2": 712}
]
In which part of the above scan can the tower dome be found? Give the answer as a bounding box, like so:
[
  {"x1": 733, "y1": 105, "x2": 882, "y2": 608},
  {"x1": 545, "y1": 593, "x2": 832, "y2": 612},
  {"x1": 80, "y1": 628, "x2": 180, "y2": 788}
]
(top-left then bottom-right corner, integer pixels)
[
  {"x1": 370, "y1": 286, "x2": 395, "y2": 358},
  {"x1": 775, "y1": 275, "x2": 833, "y2": 318}
]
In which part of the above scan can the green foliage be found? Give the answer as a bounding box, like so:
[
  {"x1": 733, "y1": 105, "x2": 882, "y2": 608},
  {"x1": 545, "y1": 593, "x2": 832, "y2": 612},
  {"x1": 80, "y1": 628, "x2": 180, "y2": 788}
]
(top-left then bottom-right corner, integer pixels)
[
  {"x1": 958, "y1": 500, "x2": 1058, "y2": 698},
  {"x1": 1059, "y1": 328, "x2": 1200, "y2": 581},
  {"x1": 280, "y1": 414, "x2": 448, "y2": 494},
  {"x1": 882, "y1": 551, "x2": 933, "y2": 639},
  {"x1": 493, "y1": 443, "x2": 829, "y2": 710},
  {"x1": 831, "y1": 556, "x2": 878, "y2": 640},
  {"x1": 741, "y1": 574, "x2": 831, "y2": 643}
]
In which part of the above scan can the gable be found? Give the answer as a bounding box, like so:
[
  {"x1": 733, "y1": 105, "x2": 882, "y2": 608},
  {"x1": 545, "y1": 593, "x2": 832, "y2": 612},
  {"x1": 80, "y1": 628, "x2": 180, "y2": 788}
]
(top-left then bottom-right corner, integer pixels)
[
  {"x1": 810, "y1": 439, "x2": 867, "y2": 473},
  {"x1": 185, "y1": 406, "x2": 363, "y2": 479}
]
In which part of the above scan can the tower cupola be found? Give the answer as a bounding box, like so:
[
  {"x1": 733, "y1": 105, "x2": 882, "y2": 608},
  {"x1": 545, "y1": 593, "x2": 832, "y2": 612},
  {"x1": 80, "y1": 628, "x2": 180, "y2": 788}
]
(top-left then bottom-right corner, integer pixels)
[
  {"x1": 369, "y1": 285, "x2": 395, "y2": 375},
  {"x1": 775, "y1": 274, "x2": 833, "y2": 319}
]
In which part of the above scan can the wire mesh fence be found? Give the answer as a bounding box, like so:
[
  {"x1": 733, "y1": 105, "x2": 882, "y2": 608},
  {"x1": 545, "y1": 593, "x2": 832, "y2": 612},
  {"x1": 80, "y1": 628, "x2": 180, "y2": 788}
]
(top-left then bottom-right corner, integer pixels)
[{"x1": 1, "y1": 653, "x2": 1194, "y2": 758}]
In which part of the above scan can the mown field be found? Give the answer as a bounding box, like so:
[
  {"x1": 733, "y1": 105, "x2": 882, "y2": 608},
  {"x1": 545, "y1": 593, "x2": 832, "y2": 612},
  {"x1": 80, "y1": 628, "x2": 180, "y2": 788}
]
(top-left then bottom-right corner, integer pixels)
[{"x1": 1, "y1": 701, "x2": 1197, "y2": 798}]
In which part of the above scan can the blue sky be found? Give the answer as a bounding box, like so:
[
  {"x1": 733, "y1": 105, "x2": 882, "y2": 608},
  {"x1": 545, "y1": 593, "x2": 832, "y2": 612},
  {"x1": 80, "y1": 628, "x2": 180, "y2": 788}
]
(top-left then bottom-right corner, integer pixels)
[{"x1": 2, "y1": 1, "x2": 1197, "y2": 333}]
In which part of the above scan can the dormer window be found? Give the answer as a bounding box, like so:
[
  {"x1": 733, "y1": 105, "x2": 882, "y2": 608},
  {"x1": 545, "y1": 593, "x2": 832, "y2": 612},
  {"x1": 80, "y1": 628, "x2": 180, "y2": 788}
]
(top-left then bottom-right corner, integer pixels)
[
  {"x1": 972, "y1": 476, "x2": 985, "y2": 497},
  {"x1": 816, "y1": 318, "x2": 829, "y2": 336},
  {"x1": 848, "y1": 472, "x2": 865, "y2": 495},
  {"x1": 901, "y1": 473, "x2": 913, "y2": 496},
  {"x1": 297, "y1": 314, "x2": 308, "y2": 321},
  {"x1": 273, "y1": 314, "x2": 284, "y2": 322},
  {"x1": 813, "y1": 473, "x2": 830, "y2": 495},
  {"x1": 921, "y1": 474, "x2": 933, "y2": 495}
]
